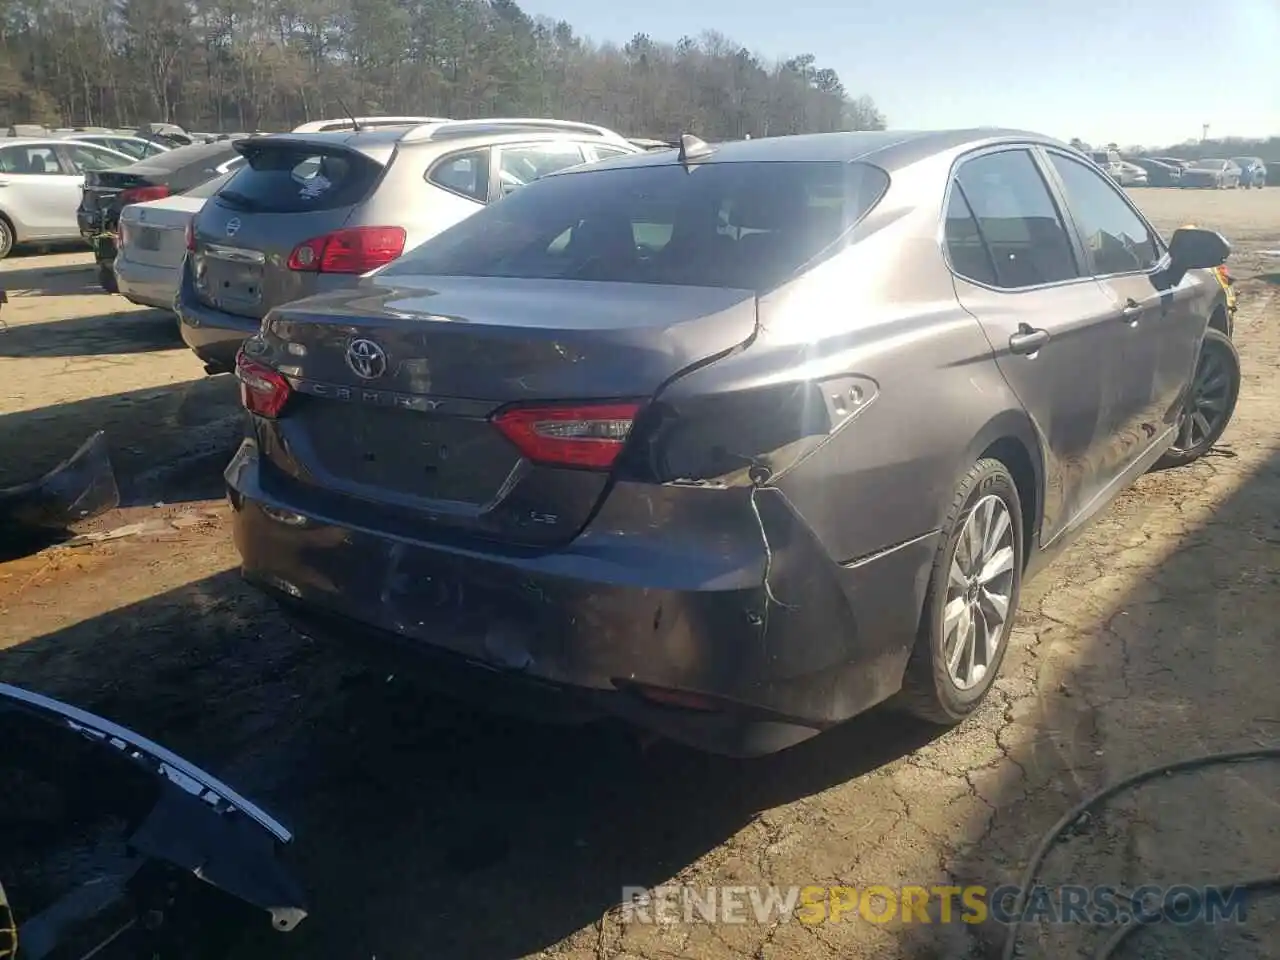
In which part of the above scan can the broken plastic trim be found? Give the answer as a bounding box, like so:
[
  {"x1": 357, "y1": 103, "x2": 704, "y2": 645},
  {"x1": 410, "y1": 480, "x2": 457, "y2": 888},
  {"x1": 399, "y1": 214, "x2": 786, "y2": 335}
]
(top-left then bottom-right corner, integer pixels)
[
  {"x1": 0, "y1": 683, "x2": 291, "y2": 845},
  {"x1": 0, "y1": 431, "x2": 119, "y2": 533},
  {"x1": 1, "y1": 682, "x2": 308, "y2": 943}
]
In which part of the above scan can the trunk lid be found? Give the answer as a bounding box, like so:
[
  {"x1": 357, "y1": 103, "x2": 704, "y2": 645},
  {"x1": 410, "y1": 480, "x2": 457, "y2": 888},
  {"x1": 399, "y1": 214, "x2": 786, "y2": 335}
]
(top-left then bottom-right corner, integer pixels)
[
  {"x1": 254, "y1": 275, "x2": 757, "y2": 545},
  {"x1": 119, "y1": 195, "x2": 204, "y2": 268},
  {"x1": 190, "y1": 138, "x2": 386, "y2": 321}
]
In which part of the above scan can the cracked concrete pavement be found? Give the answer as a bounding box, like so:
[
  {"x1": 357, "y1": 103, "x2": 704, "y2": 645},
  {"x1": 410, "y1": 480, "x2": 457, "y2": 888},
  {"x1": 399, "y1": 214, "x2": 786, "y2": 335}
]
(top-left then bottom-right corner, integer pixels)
[{"x1": 1, "y1": 189, "x2": 1279, "y2": 959}]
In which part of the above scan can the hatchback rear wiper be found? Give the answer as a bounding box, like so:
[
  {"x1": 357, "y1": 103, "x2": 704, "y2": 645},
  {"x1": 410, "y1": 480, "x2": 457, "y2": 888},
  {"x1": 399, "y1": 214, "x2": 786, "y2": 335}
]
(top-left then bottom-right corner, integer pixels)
[{"x1": 218, "y1": 189, "x2": 260, "y2": 211}]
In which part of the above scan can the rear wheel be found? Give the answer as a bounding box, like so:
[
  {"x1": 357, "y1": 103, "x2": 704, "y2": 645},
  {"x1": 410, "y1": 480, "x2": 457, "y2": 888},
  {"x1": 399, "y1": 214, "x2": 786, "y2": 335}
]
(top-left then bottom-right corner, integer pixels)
[
  {"x1": 1155, "y1": 327, "x2": 1241, "y2": 468},
  {"x1": 0, "y1": 217, "x2": 13, "y2": 260},
  {"x1": 896, "y1": 458, "x2": 1024, "y2": 724}
]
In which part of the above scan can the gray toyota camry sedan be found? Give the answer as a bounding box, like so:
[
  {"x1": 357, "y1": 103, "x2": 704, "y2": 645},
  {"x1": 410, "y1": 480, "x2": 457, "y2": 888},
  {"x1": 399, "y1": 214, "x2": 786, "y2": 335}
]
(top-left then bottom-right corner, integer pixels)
[{"x1": 226, "y1": 129, "x2": 1237, "y2": 757}]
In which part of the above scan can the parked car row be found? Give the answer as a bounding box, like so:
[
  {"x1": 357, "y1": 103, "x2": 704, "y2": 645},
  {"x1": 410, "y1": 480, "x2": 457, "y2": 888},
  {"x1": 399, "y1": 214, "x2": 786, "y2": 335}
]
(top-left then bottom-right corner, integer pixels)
[{"x1": 1086, "y1": 148, "x2": 1268, "y2": 190}]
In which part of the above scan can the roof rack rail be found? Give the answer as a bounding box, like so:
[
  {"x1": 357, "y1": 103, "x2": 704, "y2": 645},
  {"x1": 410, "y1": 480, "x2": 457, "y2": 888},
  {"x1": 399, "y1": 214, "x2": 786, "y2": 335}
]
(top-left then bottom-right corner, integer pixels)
[
  {"x1": 400, "y1": 118, "x2": 630, "y2": 146},
  {"x1": 291, "y1": 116, "x2": 450, "y2": 134}
]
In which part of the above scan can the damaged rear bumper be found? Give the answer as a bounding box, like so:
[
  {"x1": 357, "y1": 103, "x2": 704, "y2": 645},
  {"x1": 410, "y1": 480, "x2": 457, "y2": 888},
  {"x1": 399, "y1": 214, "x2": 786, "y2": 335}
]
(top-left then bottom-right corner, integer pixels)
[
  {"x1": 227, "y1": 440, "x2": 936, "y2": 757},
  {"x1": 0, "y1": 682, "x2": 306, "y2": 958}
]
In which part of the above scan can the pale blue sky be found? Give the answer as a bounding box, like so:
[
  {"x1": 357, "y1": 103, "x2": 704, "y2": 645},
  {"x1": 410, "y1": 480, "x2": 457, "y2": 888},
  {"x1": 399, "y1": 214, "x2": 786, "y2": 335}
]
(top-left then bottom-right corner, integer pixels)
[{"x1": 519, "y1": 0, "x2": 1279, "y2": 147}]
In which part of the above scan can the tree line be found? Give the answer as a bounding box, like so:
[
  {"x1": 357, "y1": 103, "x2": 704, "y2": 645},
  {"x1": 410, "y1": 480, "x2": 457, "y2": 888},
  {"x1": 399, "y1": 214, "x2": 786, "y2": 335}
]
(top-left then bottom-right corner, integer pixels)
[{"x1": 0, "y1": 0, "x2": 885, "y2": 140}]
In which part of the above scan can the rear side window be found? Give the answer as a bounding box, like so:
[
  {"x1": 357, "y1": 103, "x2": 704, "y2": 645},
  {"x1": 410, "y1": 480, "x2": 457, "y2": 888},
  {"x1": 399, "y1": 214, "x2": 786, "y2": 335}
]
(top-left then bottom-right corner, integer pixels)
[
  {"x1": 382, "y1": 160, "x2": 890, "y2": 292},
  {"x1": 944, "y1": 189, "x2": 999, "y2": 287},
  {"x1": 496, "y1": 143, "x2": 586, "y2": 196},
  {"x1": 428, "y1": 149, "x2": 490, "y2": 202},
  {"x1": 1046, "y1": 153, "x2": 1160, "y2": 276},
  {"x1": 955, "y1": 150, "x2": 1079, "y2": 289},
  {"x1": 216, "y1": 145, "x2": 383, "y2": 213}
]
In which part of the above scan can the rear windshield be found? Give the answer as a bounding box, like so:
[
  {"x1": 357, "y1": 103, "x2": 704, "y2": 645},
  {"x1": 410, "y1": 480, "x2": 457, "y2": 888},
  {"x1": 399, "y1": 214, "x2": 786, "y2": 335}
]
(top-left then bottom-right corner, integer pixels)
[
  {"x1": 123, "y1": 140, "x2": 239, "y2": 175},
  {"x1": 185, "y1": 170, "x2": 234, "y2": 200},
  {"x1": 380, "y1": 160, "x2": 890, "y2": 291},
  {"x1": 1191, "y1": 159, "x2": 1226, "y2": 170},
  {"x1": 214, "y1": 144, "x2": 383, "y2": 214}
]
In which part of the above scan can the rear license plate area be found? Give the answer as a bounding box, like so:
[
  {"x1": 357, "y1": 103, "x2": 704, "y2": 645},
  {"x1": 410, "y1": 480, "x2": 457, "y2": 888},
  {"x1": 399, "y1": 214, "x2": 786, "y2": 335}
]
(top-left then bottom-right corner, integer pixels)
[
  {"x1": 197, "y1": 252, "x2": 263, "y2": 309},
  {"x1": 135, "y1": 226, "x2": 161, "y2": 251},
  {"x1": 298, "y1": 404, "x2": 517, "y2": 505}
]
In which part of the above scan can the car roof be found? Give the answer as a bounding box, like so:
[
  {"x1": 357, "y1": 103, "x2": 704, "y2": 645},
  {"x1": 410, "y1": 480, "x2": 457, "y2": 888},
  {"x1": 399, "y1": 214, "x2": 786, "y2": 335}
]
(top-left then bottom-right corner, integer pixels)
[
  {"x1": 239, "y1": 125, "x2": 641, "y2": 163},
  {"x1": 544, "y1": 128, "x2": 1073, "y2": 176},
  {"x1": 0, "y1": 137, "x2": 72, "y2": 147}
]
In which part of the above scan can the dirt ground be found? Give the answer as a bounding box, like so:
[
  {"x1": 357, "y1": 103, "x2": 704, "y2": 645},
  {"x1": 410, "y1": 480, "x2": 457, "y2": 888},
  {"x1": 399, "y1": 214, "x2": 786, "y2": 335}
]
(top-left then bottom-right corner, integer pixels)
[{"x1": 2, "y1": 189, "x2": 1280, "y2": 960}]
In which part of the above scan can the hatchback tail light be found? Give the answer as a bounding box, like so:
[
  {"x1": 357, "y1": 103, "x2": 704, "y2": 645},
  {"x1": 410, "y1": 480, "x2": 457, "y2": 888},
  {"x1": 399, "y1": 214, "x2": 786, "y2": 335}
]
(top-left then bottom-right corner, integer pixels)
[
  {"x1": 235, "y1": 349, "x2": 291, "y2": 418},
  {"x1": 119, "y1": 185, "x2": 170, "y2": 206},
  {"x1": 185, "y1": 218, "x2": 195, "y2": 252},
  {"x1": 286, "y1": 226, "x2": 407, "y2": 274},
  {"x1": 492, "y1": 402, "x2": 641, "y2": 469}
]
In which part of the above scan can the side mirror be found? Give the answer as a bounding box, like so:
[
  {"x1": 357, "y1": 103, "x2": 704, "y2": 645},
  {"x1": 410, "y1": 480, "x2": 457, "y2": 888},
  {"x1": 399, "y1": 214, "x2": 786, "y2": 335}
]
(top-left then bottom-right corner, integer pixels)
[{"x1": 1164, "y1": 227, "x2": 1230, "y2": 284}]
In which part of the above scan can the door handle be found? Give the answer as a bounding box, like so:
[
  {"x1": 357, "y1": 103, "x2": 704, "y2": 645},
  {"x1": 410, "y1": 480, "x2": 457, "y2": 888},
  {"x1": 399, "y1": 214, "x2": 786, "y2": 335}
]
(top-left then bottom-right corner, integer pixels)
[{"x1": 1008, "y1": 324, "x2": 1050, "y2": 355}]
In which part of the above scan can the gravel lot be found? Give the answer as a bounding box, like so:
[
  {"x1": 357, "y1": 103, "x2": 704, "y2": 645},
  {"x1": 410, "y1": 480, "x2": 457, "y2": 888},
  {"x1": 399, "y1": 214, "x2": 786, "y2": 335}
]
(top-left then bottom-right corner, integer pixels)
[{"x1": 2, "y1": 188, "x2": 1279, "y2": 959}]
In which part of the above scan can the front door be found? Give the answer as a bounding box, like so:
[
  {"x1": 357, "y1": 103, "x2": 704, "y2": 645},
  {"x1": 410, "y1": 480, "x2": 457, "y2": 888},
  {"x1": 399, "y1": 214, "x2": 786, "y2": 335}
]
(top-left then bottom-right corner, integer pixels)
[
  {"x1": 945, "y1": 146, "x2": 1129, "y2": 547},
  {"x1": 0, "y1": 143, "x2": 82, "y2": 239},
  {"x1": 1042, "y1": 149, "x2": 1204, "y2": 468}
]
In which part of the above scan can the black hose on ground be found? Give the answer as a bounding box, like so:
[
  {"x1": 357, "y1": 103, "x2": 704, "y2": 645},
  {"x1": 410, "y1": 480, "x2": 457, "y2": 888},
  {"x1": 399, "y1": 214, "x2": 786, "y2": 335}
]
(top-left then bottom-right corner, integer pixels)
[{"x1": 998, "y1": 745, "x2": 1280, "y2": 960}]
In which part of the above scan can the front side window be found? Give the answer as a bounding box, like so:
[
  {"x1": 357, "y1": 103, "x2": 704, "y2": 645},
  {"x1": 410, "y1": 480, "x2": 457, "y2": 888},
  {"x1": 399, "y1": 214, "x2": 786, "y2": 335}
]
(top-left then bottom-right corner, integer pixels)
[
  {"x1": 1047, "y1": 153, "x2": 1161, "y2": 276},
  {"x1": 496, "y1": 143, "x2": 586, "y2": 197},
  {"x1": 381, "y1": 160, "x2": 890, "y2": 292},
  {"x1": 954, "y1": 149, "x2": 1079, "y2": 289},
  {"x1": 428, "y1": 149, "x2": 490, "y2": 202}
]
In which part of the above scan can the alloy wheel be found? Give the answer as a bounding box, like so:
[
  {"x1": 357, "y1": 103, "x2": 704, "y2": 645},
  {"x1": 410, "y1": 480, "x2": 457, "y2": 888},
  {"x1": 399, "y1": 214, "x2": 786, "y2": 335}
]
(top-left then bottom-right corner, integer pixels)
[
  {"x1": 942, "y1": 494, "x2": 1016, "y2": 691},
  {"x1": 1174, "y1": 343, "x2": 1233, "y2": 453}
]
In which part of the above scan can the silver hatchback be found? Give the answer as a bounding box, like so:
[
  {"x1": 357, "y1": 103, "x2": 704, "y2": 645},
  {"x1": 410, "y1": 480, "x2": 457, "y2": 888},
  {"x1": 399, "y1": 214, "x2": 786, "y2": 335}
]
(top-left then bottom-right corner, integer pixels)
[{"x1": 177, "y1": 119, "x2": 642, "y2": 371}]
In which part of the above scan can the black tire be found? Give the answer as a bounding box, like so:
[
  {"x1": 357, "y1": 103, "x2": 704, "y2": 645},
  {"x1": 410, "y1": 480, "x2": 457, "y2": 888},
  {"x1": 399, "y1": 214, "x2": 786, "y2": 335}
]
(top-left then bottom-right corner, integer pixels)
[
  {"x1": 97, "y1": 260, "x2": 118, "y2": 294},
  {"x1": 1155, "y1": 327, "x2": 1241, "y2": 469},
  {"x1": 0, "y1": 216, "x2": 13, "y2": 260},
  {"x1": 895, "y1": 458, "x2": 1024, "y2": 725}
]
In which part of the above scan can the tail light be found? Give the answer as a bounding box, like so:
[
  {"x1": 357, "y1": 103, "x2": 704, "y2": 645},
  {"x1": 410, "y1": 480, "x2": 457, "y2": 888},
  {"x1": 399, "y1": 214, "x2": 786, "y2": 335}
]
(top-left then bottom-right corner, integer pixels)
[
  {"x1": 492, "y1": 402, "x2": 641, "y2": 469},
  {"x1": 185, "y1": 218, "x2": 195, "y2": 252},
  {"x1": 235, "y1": 349, "x2": 291, "y2": 418},
  {"x1": 119, "y1": 185, "x2": 170, "y2": 206},
  {"x1": 286, "y1": 226, "x2": 406, "y2": 274},
  {"x1": 118, "y1": 221, "x2": 131, "y2": 247}
]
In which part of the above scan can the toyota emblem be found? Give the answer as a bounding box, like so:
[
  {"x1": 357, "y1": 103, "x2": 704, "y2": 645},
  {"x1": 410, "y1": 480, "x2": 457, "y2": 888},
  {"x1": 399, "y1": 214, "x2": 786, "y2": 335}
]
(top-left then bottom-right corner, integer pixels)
[
  {"x1": 225, "y1": 217, "x2": 241, "y2": 238},
  {"x1": 346, "y1": 338, "x2": 388, "y2": 380}
]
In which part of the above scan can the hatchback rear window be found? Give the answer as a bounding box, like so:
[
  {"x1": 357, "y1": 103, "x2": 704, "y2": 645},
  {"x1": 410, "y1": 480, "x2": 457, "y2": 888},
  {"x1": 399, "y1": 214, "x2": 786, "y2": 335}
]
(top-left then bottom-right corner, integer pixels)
[
  {"x1": 382, "y1": 160, "x2": 890, "y2": 291},
  {"x1": 214, "y1": 144, "x2": 383, "y2": 214}
]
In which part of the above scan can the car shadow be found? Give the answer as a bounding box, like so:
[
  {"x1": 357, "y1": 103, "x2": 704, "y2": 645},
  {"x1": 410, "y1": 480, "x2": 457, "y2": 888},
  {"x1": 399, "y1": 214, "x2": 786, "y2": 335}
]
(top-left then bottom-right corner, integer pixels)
[
  {"x1": 0, "y1": 259, "x2": 100, "y2": 297},
  {"x1": 0, "y1": 378, "x2": 241, "y2": 490},
  {"x1": 0, "y1": 566, "x2": 944, "y2": 960},
  {"x1": 0, "y1": 308, "x2": 180, "y2": 358}
]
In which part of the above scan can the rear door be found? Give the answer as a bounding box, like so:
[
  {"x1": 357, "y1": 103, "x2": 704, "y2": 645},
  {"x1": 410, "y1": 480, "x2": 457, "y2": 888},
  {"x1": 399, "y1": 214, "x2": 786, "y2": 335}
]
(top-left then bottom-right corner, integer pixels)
[
  {"x1": 1043, "y1": 148, "x2": 1203, "y2": 459},
  {"x1": 0, "y1": 143, "x2": 82, "y2": 238},
  {"x1": 946, "y1": 146, "x2": 1127, "y2": 546},
  {"x1": 191, "y1": 140, "x2": 385, "y2": 320}
]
